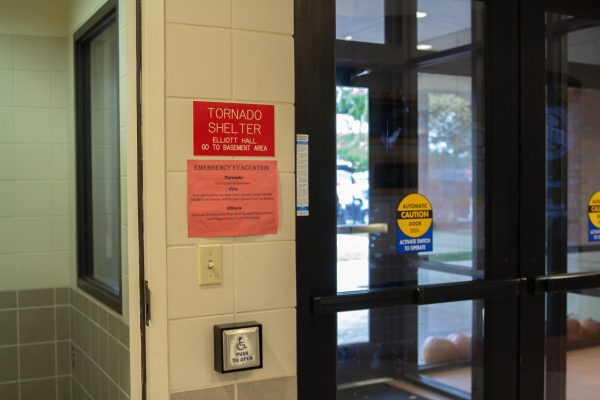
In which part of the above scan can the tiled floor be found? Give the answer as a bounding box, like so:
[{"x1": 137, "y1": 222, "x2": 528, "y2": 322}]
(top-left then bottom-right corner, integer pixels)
[{"x1": 419, "y1": 346, "x2": 600, "y2": 400}]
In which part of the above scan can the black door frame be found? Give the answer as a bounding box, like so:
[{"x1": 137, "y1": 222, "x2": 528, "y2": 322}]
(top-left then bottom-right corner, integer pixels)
[{"x1": 296, "y1": 1, "x2": 600, "y2": 399}]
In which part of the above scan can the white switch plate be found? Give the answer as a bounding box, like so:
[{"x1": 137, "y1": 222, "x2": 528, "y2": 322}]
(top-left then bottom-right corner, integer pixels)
[{"x1": 198, "y1": 245, "x2": 223, "y2": 286}]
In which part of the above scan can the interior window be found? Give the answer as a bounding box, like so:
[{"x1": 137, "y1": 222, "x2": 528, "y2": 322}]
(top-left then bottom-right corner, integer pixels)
[{"x1": 75, "y1": 5, "x2": 122, "y2": 312}]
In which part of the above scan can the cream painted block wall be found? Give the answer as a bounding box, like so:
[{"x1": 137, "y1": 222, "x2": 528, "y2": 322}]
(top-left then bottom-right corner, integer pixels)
[{"x1": 161, "y1": 0, "x2": 297, "y2": 396}]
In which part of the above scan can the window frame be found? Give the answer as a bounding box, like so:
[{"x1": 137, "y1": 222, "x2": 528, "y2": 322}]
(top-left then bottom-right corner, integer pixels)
[{"x1": 74, "y1": 0, "x2": 122, "y2": 313}]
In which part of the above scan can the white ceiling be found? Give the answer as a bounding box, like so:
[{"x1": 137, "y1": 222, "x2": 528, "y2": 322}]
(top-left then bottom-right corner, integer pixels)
[
  {"x1": 336, "y1": 0, "x2": 472, "y2": 50},
  {"x1": 0, "y1": 0, "x2": 107, "y2": 37},
  {"x1": 0, "y1": 0, "x2": 71, "y2": 36},
  {"x1": 568, "y1": 26, "x2": 600, "y2": 66}
]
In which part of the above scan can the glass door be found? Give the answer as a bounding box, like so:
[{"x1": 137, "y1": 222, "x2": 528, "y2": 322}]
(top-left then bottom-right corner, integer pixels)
[
  {"x1": 295, "y1": 0, "x2": 600, "y2": 399},
  {"x1": 334, "y1": 1, "x2": 486, "y2": 398},
  {"x1": 297, "y1": 1, "x2": 522, "y2": 400},
  {"x1": 520, "y1": 1, "x2": 600, "y2": 399},
  {"x1": 522, "y1": 0, "x2": 600, "y2": 400},
  {"x1": 546, "y1": 12, "x2": 600, "y2": 396}
]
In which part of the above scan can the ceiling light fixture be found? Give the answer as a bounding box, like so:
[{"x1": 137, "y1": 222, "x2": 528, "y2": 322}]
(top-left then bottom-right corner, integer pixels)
[
  {"x1": 353, "y1": 69, "x2": 371, "y2": 79},
  {"x1": 417, "y1": 44, "x2": 433, "y2": 51},
  {"x1": 416, "y1": 11, "x2": 428, "y2": 19},
  {"x1": 344, "y1": 35, "x2": 353, "y2": 41}
]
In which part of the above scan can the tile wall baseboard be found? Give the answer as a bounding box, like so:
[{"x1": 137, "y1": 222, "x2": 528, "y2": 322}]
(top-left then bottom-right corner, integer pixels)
[{"x1": 0, "y1": 288, "x2": 131, "y2": 400}]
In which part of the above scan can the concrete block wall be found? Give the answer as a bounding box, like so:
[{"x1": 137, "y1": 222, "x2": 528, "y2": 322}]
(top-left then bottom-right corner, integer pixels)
[{"x1": 161, "y1": 0, "x2": 297, "y2": 398}]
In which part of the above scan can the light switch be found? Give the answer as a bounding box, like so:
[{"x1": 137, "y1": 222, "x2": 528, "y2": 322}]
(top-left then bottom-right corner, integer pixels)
[{"x1": 198, "y1": 245, "x2": 223, "y2": 285}]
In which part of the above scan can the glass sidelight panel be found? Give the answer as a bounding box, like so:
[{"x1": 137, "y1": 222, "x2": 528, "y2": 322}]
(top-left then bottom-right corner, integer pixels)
[
  {"x1": 338, "y1": 301, "x2": 483, "y2": 399},
  {"x1": 545, "y1": 13, "x2": 600, "y2": 400}
]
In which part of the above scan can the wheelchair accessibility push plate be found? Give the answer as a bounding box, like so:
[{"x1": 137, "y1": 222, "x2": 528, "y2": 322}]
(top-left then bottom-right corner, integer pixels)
[{"x1": 214, "y1": 322, "x2": 263, "y2": 373}]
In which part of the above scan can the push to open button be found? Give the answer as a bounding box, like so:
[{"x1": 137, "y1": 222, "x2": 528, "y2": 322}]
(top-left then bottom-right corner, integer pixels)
[{"x1": 214, "y1": 322, "x2": 263, "y2": 373}]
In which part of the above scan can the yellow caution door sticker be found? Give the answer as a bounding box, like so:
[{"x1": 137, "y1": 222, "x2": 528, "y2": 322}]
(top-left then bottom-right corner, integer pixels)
[
  {"x1": 589, "y1": 191, "x2": 600, "y2": 242},
  {"x1": 396, "y1": 193, "x2": 433, "y2": 254}
]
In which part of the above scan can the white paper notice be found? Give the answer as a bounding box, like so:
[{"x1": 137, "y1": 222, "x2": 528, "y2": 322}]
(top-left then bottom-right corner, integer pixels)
[{"x1": 296, "y1": 134, "x2": 309, "y2": 216}]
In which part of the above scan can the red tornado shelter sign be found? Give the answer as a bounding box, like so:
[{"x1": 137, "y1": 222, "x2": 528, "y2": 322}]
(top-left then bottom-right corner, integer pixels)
[{"x1": 193, "y1": 101, "x2": 275, "y2": 156}]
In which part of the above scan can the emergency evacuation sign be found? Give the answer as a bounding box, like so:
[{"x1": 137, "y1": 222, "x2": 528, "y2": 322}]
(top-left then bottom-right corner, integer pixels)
[
  {"x1": 193, "y1": 101, "x2": 275, "y2": 157},
  {"x1": 396, "y1": 193, "x2": 433, "y2": 254},
  {"x1": 588, "y1": 191, "x2": 600, "y2": 242}
]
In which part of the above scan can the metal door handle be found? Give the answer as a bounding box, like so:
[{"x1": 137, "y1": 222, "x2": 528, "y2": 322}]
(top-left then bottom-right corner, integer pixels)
[{"x1": 336, "y1": 223, "x2": 388, "y2": 234}]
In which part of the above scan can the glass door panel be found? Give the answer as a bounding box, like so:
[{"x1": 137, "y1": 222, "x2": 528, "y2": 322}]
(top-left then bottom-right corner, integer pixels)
[
  {"x1": 338, "y1": 302, "x2": 482, "y2": 400},
  {"x1": 546, "y1": 14, "x2": 600, "y2": 276},
  {"x1": 335, "y1": 0, "x2": 486, "y2": 292},
  {"x1": 545, "y1": 13, "x2": 600, "y2": 400},
  {"x1": 335, "y1": 1, "x2": 485, "y2": 398},
  {"x1": 546, "y1": 293, "x2": 600, "y2": 400}
]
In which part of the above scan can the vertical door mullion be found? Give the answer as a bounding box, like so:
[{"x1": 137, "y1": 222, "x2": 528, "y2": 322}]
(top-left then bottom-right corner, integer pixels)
[
  {"x1": 471, "y1": 1, "x2": 486, "y2": 396},
  {"x1": 295, "y1": 1, "x2": 337, "y2": 399},
  {"x1": 519, "y1": 0, "x2": 553, "y2": 399},
  {"x1": 545, "y1": 11, "x2": 570, "y2": 400},
  {"x1": 483, "y1": 1, "x2": 521, "y2": 399}
]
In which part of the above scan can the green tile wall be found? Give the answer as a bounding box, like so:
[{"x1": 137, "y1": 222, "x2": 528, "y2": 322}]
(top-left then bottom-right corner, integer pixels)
[
  {"x1": 0, "y1": 288, "x2": 131, "y2": 400},
  {"x1": 70, "y1": 289, "x2": 130, "y2": 400},
  {"x1": 0, "y1": 288, "x2": 71, "y2": 400}
]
